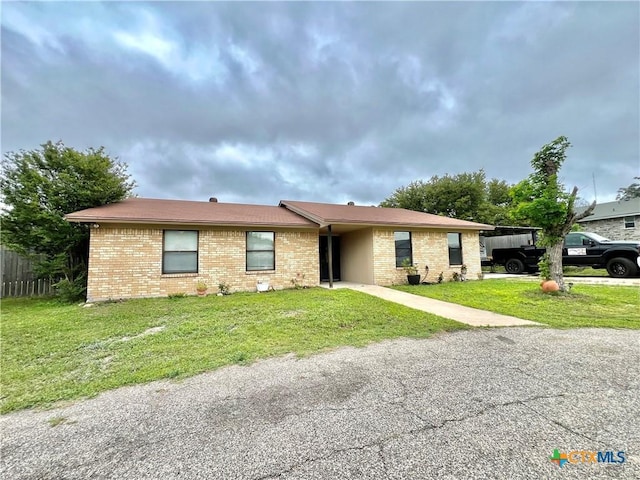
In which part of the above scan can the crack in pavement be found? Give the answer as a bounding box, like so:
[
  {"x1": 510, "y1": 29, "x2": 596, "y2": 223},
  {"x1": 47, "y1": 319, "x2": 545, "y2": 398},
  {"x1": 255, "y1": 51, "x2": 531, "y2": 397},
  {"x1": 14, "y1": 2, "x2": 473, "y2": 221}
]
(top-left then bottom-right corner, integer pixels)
[
  {"x1": 404, "y1": 393, "x2": 566, "y2": 437},
  {"x1": 383, "y1": 376, "x2": 428, "y2": 424},
  {"x1": 519, "y1": 401, "x2": 604, "y2": 446},
  {"x1": 248, "y1": 392, "x2": 580, "y2": 480},
  {"x1": 251, "y1": 440, "x2": 388, "y2": 480},
  {"x1": 377, "y1": 444, "x2": 390, "y2": 480},
  {"x1": 510, "y1": 364, "x2": 538, "y2": 379}
]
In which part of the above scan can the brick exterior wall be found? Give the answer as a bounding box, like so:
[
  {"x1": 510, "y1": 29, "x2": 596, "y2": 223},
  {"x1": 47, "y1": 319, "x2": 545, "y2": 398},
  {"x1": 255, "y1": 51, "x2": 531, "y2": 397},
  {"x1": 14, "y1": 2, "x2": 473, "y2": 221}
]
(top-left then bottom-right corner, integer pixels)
[
  {"x1": 87, "y1": 224, "x2": 319, "y2": 301},
  {"x1": 371, "y1": 228, "x2": 482, "y2": 285},
  {"x1": 86, "y1": 223, "x2": 484, "y2": 301},
  {"x1": 578, "y1": 216, "x2": 640, "y2": 241}
]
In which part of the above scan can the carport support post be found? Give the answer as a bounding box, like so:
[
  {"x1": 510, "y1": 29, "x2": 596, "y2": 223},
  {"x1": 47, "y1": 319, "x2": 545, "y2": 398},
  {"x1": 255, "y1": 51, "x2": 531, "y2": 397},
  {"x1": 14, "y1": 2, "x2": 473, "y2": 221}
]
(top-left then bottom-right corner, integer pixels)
[{"x1": 327, "y1": 225, "x2": 333, "y2": 288}]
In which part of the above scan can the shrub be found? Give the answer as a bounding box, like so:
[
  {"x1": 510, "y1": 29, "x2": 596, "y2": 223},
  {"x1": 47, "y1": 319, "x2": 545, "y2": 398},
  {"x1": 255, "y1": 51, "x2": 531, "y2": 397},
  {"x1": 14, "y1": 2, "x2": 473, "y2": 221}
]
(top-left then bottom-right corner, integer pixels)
[
  {"x1": 538, "y1": 253, "x2": 552, "y2": 280},
  {"x1": 54, "y1": 276, "x2": 87, "y2": 303}
]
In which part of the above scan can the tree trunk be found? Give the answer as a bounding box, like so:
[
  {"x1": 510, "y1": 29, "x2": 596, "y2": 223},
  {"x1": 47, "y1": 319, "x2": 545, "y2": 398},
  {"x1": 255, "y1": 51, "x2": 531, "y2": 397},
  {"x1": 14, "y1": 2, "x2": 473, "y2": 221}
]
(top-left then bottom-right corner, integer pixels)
[
  {"x1": 543, "y1": 191, "x2": 596, "y2": 293},
  {"x1": 547, "y1": 242, "x2": 565, "y2": 291}
]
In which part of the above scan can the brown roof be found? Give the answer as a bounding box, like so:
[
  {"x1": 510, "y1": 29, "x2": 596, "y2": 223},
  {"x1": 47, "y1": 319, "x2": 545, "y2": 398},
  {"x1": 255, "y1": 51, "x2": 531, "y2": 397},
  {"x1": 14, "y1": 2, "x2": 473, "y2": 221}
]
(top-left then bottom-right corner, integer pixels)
[
  {"x1": 280, "y1": 200, "x2": 493, "y2": 230},
  {"x1": 66, "y1": 197, "x2": 493, "y2": 230},
  {"x1": 65, "y1": 198, "x2": 318, "y2": 228}
]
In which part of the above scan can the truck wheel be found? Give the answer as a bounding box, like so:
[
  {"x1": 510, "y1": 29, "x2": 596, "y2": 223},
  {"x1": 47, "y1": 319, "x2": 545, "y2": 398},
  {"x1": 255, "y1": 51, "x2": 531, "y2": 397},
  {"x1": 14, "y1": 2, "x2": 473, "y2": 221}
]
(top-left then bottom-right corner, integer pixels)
[
  {"x1": 606, "y1": 257, "x2": 636, "y2": 278},
  {"x1": 505, "y1": 258, "x2": 525, "y2": 274}
]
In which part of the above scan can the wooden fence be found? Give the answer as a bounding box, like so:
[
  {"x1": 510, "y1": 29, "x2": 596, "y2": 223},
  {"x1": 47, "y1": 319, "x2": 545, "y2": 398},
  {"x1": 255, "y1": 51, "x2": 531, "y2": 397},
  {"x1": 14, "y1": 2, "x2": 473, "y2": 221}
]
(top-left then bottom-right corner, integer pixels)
[
  {"x1": 1, "y1": 247, "x2": 55, "y2": 298},
  {"x1": 2, "y1": 278, "x2": 56, "y2": 297}
]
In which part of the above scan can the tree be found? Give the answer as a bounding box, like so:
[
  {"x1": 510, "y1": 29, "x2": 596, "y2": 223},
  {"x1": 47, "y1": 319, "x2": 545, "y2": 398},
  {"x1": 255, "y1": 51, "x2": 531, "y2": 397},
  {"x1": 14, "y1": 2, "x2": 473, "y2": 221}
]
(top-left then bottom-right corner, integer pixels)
[
  {"x1": 511, "y1": 136, "x2": 595, "y2": 291},
  {"x1": 616, "y1": 177, "x2": 640, "y2": 200},
  {"x1": 380, "y1": 170, "x2": 517, "y2": 225},
  {"x1": 1, "y1": 141, "x2": 135, "y2": 299}
]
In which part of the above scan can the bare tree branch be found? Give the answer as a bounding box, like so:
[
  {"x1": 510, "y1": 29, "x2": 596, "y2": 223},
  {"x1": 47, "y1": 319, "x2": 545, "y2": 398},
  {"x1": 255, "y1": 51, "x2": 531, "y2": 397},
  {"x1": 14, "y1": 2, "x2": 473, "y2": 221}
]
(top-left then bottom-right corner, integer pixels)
[{"x1": 574, "y1": 200, "x2": 597, "y2": 222}]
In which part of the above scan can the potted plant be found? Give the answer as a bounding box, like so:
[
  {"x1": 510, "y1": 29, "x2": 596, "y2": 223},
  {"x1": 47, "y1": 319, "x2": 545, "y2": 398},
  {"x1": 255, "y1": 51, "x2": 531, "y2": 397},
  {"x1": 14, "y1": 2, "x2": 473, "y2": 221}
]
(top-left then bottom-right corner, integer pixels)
[
  {"x1": 401, "y1": 258, "x2": 421, "y2": 285},
  {"x1": 538, "y1": 254, "x2": 559, "y2": 292},
  {"x1": 196, "y1": 281, "x2": 208, "y2": 296}
]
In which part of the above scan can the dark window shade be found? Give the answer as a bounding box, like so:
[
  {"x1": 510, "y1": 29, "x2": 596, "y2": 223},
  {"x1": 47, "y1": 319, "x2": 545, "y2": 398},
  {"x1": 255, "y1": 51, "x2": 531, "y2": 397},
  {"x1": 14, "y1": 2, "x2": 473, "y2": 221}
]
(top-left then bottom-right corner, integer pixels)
[
  {"x1": 447, "y1": 232, "x2": 463, "y2": 266},
  {"x1": 394, "y1": 231, "x2": 412, "y2": 267}
]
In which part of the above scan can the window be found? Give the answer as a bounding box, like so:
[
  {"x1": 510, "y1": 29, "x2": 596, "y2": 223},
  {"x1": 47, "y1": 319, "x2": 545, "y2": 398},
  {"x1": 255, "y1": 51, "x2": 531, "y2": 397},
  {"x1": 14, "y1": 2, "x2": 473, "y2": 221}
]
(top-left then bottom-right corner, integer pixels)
[
  {"x1": 163, "y1": 230, "x2": 198, "y2": 273},
  {"x1": 247, "y1": 231, "x2": 275, "y2": 271},
  {"x1": 565, "y1": 233, "x2": 588, "y2": 247},
  {"x1": 624, "y1": 216, "x2": 636, "y2": 229},
  {"x1": 447, "y1": 233, "x2": 463, "y2": 265},
  {"x1": 394, "y1": 231, "x2": 412, "y2": 267}
]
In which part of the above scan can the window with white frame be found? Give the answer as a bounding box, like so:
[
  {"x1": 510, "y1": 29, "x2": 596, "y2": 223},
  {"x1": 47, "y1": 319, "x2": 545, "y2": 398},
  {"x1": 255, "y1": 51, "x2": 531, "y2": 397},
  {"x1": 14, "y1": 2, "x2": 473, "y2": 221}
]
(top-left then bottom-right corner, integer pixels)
[
  {"x1": 163, "y1": 230, "x2": 198, "y2": 273},
  {"x1": 246, "y1": 231, "x2": 275, "y2": 271},
  {"x1": 624, "y1": 216, "x2": 636, "y2": 229}
]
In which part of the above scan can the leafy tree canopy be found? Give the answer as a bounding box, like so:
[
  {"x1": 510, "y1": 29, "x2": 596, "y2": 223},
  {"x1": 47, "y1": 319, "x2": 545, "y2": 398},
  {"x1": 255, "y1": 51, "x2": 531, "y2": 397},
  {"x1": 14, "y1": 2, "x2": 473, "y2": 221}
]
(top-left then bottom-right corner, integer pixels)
[
  {"x1": 616, "y1": 177, "x2": 640, "y2": 200},
  {"x1": 380, "y1": 169, "x2": 516, "y2": 225},
  {"x1": 1, "y1": 141, "x2": 135, "y2": 291},
  {"x1": 511, "y1": 136, "x2": 595, "y2": 291}
]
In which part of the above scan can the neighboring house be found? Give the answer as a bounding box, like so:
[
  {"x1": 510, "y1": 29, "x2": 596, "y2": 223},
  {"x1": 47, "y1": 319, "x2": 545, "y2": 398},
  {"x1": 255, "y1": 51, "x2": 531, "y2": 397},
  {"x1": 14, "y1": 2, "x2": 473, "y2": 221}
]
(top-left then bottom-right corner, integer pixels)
[
  {"x1": 65, "y1": 198, "x2": 493, "y2": 301},
  {"x1": 576, "y1": 198, "x2": 640, "y2": 241}
]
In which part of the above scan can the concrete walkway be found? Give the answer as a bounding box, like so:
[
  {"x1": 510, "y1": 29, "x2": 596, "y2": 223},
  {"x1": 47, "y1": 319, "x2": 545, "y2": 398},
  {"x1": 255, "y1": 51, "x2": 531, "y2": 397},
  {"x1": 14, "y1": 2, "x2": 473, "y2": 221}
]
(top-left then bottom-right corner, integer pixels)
[{"x1": 321, "y1": 282, "x2": 539, "y2": 327}]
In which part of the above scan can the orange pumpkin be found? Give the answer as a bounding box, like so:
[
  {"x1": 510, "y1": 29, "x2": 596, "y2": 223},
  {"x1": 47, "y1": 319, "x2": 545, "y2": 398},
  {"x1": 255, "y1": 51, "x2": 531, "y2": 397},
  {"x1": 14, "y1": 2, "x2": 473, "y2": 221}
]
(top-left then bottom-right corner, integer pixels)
[{"x1": 541, "y1": 280, "x2": 560, "y2": 292}]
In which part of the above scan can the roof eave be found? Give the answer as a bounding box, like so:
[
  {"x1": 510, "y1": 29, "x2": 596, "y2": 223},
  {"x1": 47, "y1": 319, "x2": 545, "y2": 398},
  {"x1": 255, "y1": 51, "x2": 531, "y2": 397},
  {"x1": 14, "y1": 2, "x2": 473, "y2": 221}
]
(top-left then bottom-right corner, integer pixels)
[
  {"x1": 325, "y1": 221, "x2": 493, "y2": 230},
  {"x1": 278, "y1": 202, "x2": 493, "y2": 230},
  {"x1": 279, "y1": 202, "x2": 328, "y2": 227},
  {"x1": 65, "y1": 216, "x2": 319, "y2": 229},
  {"x1": 578, "y1": 214, "x2": 639, "y2": 222}
]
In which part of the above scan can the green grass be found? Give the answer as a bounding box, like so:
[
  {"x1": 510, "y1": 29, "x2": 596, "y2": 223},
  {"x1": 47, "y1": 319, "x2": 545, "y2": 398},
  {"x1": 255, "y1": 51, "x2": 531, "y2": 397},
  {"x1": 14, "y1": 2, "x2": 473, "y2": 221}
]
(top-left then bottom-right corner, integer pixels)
[
  {"x1": 394, "y1": 280, "x2": 640, "y2": 329},
  {"x1": 48, "y1": 416, "x2": 70, "y2": 427},
  {"x1": 0, "y1": 288, "x2": 465, "y2": 413}
]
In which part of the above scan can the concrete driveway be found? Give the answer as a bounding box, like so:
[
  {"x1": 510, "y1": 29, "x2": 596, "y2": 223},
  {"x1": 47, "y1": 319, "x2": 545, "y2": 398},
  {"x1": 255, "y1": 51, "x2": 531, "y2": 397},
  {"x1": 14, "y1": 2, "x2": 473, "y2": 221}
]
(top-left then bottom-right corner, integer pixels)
[{"x1": 2, "y1": 328, "x2": 639, "y2": 479}]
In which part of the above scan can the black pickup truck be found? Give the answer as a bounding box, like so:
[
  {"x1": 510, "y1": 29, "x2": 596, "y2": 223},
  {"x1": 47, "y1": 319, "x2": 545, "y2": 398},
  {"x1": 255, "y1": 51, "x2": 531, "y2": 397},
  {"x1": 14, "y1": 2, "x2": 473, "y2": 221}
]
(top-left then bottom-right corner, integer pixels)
[{"x1": 491, "y1": 232, "x2": 640, "y2": 278}]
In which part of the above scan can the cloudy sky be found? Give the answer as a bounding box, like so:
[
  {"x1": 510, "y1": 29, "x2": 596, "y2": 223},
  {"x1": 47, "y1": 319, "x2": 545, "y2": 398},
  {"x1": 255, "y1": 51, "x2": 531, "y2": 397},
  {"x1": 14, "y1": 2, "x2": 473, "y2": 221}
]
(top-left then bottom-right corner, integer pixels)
[{"x1": 2, "y1": 1, "x2": 638, "y2": 206}]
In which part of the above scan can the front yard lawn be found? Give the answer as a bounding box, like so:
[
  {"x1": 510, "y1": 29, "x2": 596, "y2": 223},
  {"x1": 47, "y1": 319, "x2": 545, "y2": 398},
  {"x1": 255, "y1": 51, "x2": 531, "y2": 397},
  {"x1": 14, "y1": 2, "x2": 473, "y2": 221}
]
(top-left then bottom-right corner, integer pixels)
[
  {"x1": 0, "y1": 288, "x2": 465, "y2": 413},
  {"x1": 394, "y1": 280, "x2": 639, "y2": 329}
]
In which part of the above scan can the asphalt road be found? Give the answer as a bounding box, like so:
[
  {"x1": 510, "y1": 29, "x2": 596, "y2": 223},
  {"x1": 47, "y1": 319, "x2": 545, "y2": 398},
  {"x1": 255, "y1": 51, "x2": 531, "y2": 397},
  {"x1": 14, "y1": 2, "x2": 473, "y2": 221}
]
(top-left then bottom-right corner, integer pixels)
[{"x1": 2, "y1": 328, "x2": 639, "y2": 479}]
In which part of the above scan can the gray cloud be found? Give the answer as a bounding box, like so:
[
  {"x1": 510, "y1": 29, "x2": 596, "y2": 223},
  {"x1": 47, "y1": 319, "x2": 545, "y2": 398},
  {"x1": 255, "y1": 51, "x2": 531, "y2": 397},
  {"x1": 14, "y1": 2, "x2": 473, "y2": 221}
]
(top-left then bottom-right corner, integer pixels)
[{"x1": 2, "y1": 1, "x2": 638, "y2": 206}]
